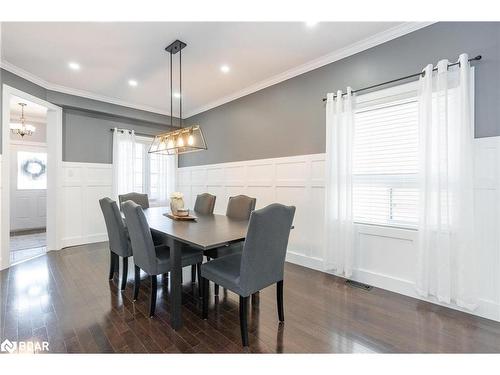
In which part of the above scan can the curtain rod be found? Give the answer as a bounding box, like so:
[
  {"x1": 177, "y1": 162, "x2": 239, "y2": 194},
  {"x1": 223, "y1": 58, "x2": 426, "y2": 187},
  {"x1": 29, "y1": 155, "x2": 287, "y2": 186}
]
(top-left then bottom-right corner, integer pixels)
[
  {"x1": 110, "y1": 127, "x2": 133, "y2": 134},
  {"x1": 321, "y1": 55, "x2": 482, "y2": 102},
  {"x1": 109, "y1": 128, "x2": 154, "y2": 138}
]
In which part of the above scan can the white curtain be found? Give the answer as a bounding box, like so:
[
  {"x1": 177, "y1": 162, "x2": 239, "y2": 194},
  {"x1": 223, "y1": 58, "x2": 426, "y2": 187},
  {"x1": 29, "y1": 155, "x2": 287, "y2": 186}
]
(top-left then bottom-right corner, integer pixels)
[
  {"x1": 416, "y1": 53, "x2": 477, "y2": 310},
  {"x1": 324, "y1": 88, "x2": 355, "y2": 277},
  {"x1": 112, "y1": 128, "x2": 136, "y2": 200},
  {"x1": 157, "y1": 154, "x2": 177, "y2": 205}
]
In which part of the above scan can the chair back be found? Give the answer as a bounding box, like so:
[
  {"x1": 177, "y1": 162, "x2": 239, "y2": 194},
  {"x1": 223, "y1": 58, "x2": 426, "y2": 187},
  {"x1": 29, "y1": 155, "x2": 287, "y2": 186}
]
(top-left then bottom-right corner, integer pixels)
[
  {"x1": 119, "y1": 192, "x2": 150, "y2": 209},
  {"x1": 99, "y1": 197, "x2": 131, "y2": 257},
  {"x1": 239, "y1": 203, "x2": 295, "y2": 296},
  {"x1": 226, "y1": 195, "x2": 256, "y2": 220},
  {"x1": 122, "y1": 200, "x2": 157, "y2": 274},
  {"x1": 194, "y1": 193, "x2": 216, "y2": 214}
]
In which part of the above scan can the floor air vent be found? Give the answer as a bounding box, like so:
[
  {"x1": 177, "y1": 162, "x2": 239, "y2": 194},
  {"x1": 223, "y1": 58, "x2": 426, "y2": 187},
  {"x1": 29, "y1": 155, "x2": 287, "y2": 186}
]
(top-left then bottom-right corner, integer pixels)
[{"x1": 346, "y1": 279, "x2": 372, "y2": 291}]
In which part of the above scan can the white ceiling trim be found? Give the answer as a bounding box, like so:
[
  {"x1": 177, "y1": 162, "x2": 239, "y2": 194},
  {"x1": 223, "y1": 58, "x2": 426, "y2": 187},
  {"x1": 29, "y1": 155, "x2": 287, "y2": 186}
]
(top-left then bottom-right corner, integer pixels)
[
  {"x1": 183, "y1": 22, "x2": 435, "y2": 118},
  {"x1": 0, "y1": 60, "x2": 172, "y2": 117},
  {"x1": 1, "y1": 22, "x2": 434, "y2": 120}
]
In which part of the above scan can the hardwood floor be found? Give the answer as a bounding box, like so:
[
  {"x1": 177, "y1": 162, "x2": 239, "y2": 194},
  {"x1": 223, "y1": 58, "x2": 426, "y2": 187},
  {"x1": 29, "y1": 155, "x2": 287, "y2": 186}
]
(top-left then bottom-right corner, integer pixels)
[
  {"x1": 1, "y1": 241, "x2": 500, "y2": 353},
  {"x1": 9, "y1": 230, "x2": 46, "y2": 264}
]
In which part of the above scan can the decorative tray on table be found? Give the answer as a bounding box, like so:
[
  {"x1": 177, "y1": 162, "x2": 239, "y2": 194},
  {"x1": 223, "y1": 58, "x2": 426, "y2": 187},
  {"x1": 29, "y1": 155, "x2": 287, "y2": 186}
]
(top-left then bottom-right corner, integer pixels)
[{"x1": 163, "y1": 209, "x2": 197, "y2": 221}]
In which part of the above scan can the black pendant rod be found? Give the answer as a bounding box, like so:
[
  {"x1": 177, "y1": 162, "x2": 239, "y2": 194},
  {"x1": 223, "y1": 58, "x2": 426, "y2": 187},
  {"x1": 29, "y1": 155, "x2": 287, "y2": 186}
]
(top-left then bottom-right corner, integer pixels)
[
  {"x1": 165, "y1": 39, "x2": 187, "y2": 127},
  {"x1": 321, "y1": 55, "x2": 482, "y2": 102},
  {"x1": 170, "y1": 50, "x2": 173, "y2": 127},
  {"x1": 179, "y1": 46, "x2": 182, "y2": 128}
]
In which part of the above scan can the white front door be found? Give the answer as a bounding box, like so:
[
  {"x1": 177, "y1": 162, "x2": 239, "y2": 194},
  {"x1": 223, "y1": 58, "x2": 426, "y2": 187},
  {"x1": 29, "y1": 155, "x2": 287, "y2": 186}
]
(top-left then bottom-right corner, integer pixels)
[{"x1": 10, "y1": 143, "x2": 47, "y2": 231}]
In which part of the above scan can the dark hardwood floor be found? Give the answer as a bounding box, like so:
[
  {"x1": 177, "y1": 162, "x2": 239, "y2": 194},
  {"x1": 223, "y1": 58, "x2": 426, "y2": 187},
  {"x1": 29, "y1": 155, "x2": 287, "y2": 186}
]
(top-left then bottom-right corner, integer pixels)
[{"x1": 1, "y1": 241, "x2": 500, "y2": 353}]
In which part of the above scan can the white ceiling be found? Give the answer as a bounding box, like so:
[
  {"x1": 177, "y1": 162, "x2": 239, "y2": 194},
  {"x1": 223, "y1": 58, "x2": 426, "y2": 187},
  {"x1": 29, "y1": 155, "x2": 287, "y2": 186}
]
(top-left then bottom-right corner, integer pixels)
[{"x1": 1, "y1": 22, "x2": 424, "y2": 118}]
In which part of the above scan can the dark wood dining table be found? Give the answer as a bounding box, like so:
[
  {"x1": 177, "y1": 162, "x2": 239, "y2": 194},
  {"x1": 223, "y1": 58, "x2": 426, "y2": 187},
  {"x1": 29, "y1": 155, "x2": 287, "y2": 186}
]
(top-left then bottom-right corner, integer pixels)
[{"x1": 142, "y1": 206, "x2": 250, "y2": 330}]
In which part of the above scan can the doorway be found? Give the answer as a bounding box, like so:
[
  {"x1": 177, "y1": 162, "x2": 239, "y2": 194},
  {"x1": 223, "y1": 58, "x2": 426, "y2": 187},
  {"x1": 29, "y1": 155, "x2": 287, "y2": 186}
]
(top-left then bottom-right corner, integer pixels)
[
  {"x1": 1, "y1": 85, "x2": 63, "y2": 270},
  {"x1": 8, "y1": 97, "x2": 48, "y2": 264}
]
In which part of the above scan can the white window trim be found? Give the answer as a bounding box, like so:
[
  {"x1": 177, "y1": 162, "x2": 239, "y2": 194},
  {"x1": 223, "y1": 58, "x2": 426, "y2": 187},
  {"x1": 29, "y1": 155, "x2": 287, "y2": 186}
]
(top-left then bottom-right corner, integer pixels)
[{"x1": 355, "y1": 80, "x2": 418, "y2": 107}]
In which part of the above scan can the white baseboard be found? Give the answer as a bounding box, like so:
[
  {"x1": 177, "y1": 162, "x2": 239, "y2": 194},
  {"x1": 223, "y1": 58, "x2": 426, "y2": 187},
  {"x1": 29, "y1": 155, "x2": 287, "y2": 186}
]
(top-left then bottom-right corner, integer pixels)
[
  {"x1": 346, "y1": 266, "x2": 499, "y2": 322},
  {"x1": 287, "y1": 253, "x2": 500, "y2": 322},
  {"x1": 286, "y1": 251, "x2": 323, "y2": 272},
  {"x1": 61, "y1": 233, "x2": 108, "y2": 249}
]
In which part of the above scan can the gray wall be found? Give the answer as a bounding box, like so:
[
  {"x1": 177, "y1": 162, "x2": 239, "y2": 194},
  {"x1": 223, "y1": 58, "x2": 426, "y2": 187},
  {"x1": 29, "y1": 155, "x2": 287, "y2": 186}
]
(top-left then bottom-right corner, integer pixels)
[
  {"x1": 180, "y1": 22, "x2": 500, "y2": 167},
  {"x1": 0, "y1": 68, "x2": 176, "y2": 162},
  {"x1": 62, "y1": 109, "x2": 176, "y2": 164}
]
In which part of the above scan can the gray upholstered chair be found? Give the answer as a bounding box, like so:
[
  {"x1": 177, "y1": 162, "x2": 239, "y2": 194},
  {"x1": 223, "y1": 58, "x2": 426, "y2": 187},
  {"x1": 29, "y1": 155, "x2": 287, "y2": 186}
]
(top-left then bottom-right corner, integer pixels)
[
  {"x1": 118, "y1": 192, "x2": 150, "y2": 209},
  {"x1": 188, "y1": 193, "x2": 217, "y2": 284},
  {"x1": 225, "y1": 195, "x2": 257, "y2": 220},
  {"x1": 118, "y1": 192, "x2": 169, "y2": 246},
  {"x1": 193, "y1": 193, "x2": 216, "y2": 214},
  {"x1": 122, "y1": 200, "x2": 203, "y2": 317},
  {"x1": 201, "y1": 203, "x2": 295, "y2": 346},
  {"x1": 99, "y1": 197, "x2": 132, "y2": 291},
  {"x1": 205, "y1": 195, "x2": 257, "y2": 295}
]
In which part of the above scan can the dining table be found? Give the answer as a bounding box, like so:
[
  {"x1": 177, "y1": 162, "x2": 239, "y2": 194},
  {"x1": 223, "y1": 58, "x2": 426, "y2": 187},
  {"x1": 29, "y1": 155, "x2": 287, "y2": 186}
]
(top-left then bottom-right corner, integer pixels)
[{"x1": 141, "y1": 206, "x2": 250, "y2": 330}]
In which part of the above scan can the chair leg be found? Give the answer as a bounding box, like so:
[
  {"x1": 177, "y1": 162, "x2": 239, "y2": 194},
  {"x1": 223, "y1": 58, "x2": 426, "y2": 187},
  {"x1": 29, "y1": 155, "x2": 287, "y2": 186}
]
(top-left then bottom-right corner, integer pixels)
[
  {"x1": 251, "y1": 291, "x2": 260, "y2": 305},
  {"x1": 108, "y1": 251, "x2": 116, "y2": 280},
  {"x1": 149, "y1": 275, "x2": 157, "y2": 317},
  {"x1": 120, "y1": 257, "x2": 128, "y2": 291},
  {"x1": 277, "y1": 280, "x2": 284, "y2": 322},
  {"x1": 191, "y1": 265, "x2": 196, "y2": 283},
  {"x1": 202, "y1": 277, "x2": 209, "y2": 319},
  {"x1": 205, "y1": 256, "x2": 219, "y2": 296},
  {"x1": 239, "y1": 296, "x2": 249, "y2": 347},
  {"x1": 196, "y1": 263, "x2": 202, "y2": 298},
  {"x1": 133, "y1": 265, "x2": 141, "y2": 301}
]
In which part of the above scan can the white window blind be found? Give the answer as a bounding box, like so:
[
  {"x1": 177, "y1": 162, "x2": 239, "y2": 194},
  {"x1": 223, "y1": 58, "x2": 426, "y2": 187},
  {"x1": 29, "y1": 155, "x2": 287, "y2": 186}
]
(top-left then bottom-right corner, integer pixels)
[{"x1": 353, "y1": 97, "x2": 419, "y2": 228}]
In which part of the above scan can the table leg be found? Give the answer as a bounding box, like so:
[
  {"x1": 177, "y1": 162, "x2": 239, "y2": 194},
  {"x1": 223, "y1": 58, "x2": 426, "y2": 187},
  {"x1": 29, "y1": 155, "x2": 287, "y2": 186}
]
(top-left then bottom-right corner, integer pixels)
[{"x1": 169, "y1": 238, "x2": 183, "y2": 330}]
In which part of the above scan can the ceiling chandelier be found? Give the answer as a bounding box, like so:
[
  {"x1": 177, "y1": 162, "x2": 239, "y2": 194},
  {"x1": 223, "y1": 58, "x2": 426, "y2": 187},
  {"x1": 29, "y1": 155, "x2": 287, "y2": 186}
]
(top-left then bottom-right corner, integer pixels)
[
  {"x1": 10, "y1": 103, "x2": 36, "y2": 137},
  {"x1": 149, "y1": 40, "x2": 207, "y2": 156}
]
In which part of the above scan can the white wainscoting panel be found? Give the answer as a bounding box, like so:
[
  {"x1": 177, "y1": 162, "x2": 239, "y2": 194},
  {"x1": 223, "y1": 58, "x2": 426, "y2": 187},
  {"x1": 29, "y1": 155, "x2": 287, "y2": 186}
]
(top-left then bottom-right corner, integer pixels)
[
  {"x1": 178, "y1": 140, "x2": 500, "y2": 322},
  {"x1": 178, "y1": 154, "x2": 326, "y2": 269},
  {"x1": 61, "y1": 162, "x2": 111, "y2": 247}
]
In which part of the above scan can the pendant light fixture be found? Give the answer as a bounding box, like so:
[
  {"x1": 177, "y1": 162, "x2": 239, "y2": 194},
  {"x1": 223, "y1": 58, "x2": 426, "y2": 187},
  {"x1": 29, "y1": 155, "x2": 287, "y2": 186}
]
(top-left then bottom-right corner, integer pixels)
[
  {"x1": 149, "y1": 40, "x2": 207, "y2": 155},
  {"x1": 10, "y1": 103, "x2": 36, "y2": 137}
]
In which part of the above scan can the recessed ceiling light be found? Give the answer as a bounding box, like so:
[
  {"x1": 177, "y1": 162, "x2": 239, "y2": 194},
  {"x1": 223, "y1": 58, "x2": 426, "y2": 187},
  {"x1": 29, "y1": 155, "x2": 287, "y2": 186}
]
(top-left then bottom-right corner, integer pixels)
[
  {"x1": 220, "y1": 65, "x2": 230, "y2": 73},
  {"x1": 128, "y1": 79, "x2": 138, "y2": 87},
  {"x1": 173, "y1": 92, "x2": 181, "y2": 98},
  {"x1": 68, "y1": 62, "x2": 80, "y2": 71},
  {"x1": 305, "y1": 21, "x2": 319, "y2": 28}
]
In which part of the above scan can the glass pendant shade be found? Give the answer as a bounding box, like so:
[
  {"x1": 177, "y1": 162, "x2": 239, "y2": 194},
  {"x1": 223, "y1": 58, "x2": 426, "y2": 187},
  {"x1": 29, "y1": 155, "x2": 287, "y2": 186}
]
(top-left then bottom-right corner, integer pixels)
[{"x1": 149, "y1": 125, "x2": 207, "y2": 155}]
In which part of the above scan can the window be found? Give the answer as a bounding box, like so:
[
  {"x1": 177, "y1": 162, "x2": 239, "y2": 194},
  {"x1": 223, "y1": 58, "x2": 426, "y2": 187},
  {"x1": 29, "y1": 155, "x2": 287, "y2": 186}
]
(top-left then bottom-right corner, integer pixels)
[
  {"x1": 134, "y1": 136, "x2": 165, "y2": 204},
  {"x1": 353, "y1": 88, "x2": 419, "y2": 228},
  {"x1": 17, "y1": 151, "x2": 47, "y2": 190}
]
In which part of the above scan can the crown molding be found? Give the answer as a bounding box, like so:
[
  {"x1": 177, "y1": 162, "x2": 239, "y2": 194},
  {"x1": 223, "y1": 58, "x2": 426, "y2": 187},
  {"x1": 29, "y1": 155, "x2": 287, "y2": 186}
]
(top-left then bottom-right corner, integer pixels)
[
  {"x1": 183, "y1": 21, "x2": 435, "y2": 118},
  {"x1": 1, "y1": 22, "x2": 434, "y2": 120},
  {"x1": 0, "y1": 60, "x2": 172, "y2": 117}
]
